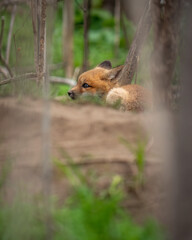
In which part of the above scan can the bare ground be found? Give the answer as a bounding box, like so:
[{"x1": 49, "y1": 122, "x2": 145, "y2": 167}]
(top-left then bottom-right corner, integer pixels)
[{"x1": 0, "y1": 97, "x2": 166, "y2": 222}]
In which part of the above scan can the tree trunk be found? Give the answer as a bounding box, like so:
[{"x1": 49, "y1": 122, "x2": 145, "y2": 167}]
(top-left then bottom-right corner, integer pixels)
[
  {"x1": 171, "y1": 2, "x2": 192, "y2": 240},
  {"x1": 63, "y1": 0, "x2": 74, "y2": 78},
  {"x1": 151, "y1": 0, "x2": 179, "y2": 109}
]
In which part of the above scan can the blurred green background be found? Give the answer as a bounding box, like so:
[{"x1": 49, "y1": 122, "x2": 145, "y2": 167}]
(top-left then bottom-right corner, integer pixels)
[{"x1": 0, "y1": 0, "x2": 138, "y2": 97}]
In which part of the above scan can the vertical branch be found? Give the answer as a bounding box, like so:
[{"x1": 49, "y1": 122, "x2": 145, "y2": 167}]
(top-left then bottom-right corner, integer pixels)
[
  {"x1": 31, "y1": 0, "x2": 39, "y2": 79},
  {"x1": 62, "y1": 0, "x2": 74, "y2": 78},
  {"x1": 31, "y1": 0, "x2": 47, "y2": 84},
  {"x1": 82, "y1": 0, "x2": 91, "y2": 72},
  {"x1": 6, "y1": 5, "x2": 17, "y2": 64},
  {"x1": 38, "y1": 0, "x2": 47, "y2": 84},
  {"x1": 151, "y1": 0, "x2": 179, "y2": 109},
  {"x1": 118, "y1": 0, "x2": 152, "y2": 86},
  {"x1": 114, "y1": 0, "x2": 120, "y2": 58}
]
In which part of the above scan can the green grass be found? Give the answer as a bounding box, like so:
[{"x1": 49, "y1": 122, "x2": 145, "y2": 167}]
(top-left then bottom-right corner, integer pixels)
[
  {"x1": 120, "y1": 137, "x2": 147, "y2": 187},
  {"x1": 0, "y1": 151, "x2": 165, "y2": 240},
  {"x1": 54, "y1": 158, "x2": 164, "y2": 240},
  {"x1": 51, "y1": 84, "x2": 71, "y2": 97}
]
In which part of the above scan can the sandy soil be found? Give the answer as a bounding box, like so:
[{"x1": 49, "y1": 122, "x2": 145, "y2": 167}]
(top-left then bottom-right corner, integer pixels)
[{"x1": 0, "y1": 97, "x2": 165, "y2": 222}]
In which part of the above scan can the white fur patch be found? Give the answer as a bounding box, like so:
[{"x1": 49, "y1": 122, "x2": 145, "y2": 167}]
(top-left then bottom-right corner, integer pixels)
[{"x1": 106, "y1": 88, "x2": 128, "y2": 106}]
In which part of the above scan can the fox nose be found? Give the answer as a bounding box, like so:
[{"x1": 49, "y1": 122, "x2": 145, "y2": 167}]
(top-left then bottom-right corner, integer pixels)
[{"x1": 68, "y1": 90, "x2": 75, "y2": 99}]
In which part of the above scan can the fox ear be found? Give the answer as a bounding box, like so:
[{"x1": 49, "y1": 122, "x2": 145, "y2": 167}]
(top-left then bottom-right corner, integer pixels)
[
  {"x1": 107, "y1": 65, "x2": 124, "y2": 81},
  {"x1": 98, "y1": 60, "x2": 112, "y2": 69}
]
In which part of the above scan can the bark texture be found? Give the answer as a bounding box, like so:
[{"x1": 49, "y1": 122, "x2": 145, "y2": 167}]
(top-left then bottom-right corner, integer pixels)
[{"x1": 151, "y1": 0, "x2": 179, "y2": 108}]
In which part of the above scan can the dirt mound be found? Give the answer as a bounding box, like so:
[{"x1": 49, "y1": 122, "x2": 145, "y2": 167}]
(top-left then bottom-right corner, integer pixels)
[{"x1": 0, "y1": 97, "x2": 164, "y2": 222}]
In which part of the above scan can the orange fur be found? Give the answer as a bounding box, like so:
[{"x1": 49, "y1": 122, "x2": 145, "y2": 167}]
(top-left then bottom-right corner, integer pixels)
[{"x1": 68, "y1": 61, "x2": 151, "y2": 111}]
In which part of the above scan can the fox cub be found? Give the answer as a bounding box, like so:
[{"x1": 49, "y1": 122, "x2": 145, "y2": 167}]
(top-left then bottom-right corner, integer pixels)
[{"x1": 68, "y1": 61, "x2": 151, "y2": 111}]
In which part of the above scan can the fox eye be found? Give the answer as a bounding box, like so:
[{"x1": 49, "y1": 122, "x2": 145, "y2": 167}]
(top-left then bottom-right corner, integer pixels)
[{"x1": 82, "y1": 83, "x2": 90, "y2": 88}]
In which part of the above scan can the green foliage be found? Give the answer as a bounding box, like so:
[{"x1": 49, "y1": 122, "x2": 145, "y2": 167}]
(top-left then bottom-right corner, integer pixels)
[
  {"x1": 0, "y1": 155, "x2": 164, "y2": 240},
  {"x1": 51, "y1": 84, "x2": 71, "y2": 97},
  {"x1": 0, "y1": 200, "x2": 46, "y2": 240},
  {"x1": 53, "y1": 158, "x2": 164, "y2": 240},
  {"x1": 0, "y1": 159, "x2": 12, "y2": 189},
  {"x1": 0, "y1": 1, "x2": 136, "y2": 98},
  {"x1": 120, "y1": 137, "x2": 146, "y2": 186},
  {"x1": 58, "y1": 94, "x2": 106, "y2": 107},
  {"x1": 52, "y1": 1, "x2": 135, "y2": 71}
]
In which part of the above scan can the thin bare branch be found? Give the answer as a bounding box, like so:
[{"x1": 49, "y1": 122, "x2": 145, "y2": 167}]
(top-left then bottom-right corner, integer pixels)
[
  {"x1": 0, "y1": 73, "x2": 37, "y2": 86},
  {"x1": 49, "y1": 76, "x2": 76, "y2": 86},
  {"x1": 0, "y1": 73, "x2": 75, "y2": 86}
]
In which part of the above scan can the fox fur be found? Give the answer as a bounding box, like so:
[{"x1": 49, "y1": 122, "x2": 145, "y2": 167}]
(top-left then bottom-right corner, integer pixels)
[{"x1": 68, "y1": 61, "x2": 151, "y2": 111}]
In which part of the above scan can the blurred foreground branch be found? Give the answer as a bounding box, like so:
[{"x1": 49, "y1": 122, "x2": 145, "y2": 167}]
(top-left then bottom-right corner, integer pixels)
[{"x1": 172, "y1": 2, "x2": 192, "y2": 240}]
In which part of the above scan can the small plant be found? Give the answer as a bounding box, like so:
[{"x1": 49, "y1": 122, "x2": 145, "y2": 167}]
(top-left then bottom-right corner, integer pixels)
[
  {"x1": 0, "y1": 154, "x2": 164, "y2": 240},
  {"x1": 120, "y1": 137, "x2": 146, "y2": 187},
  {"x1": 53, "y1": 155, "x2": 164, "y2": 240},
  {"x1": 0, "y1": 158, "x2": 12, "y2": 190}
]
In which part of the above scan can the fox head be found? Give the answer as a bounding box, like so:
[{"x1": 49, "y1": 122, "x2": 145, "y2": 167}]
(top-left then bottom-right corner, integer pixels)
[{"x1": 68, "y1": 61, "x2": 124, "y2": 99}]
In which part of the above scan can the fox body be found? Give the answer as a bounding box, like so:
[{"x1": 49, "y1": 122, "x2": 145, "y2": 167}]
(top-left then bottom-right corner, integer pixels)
[{"x1": 68, "y1": 61, "x2": 150, "y2": 111}]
